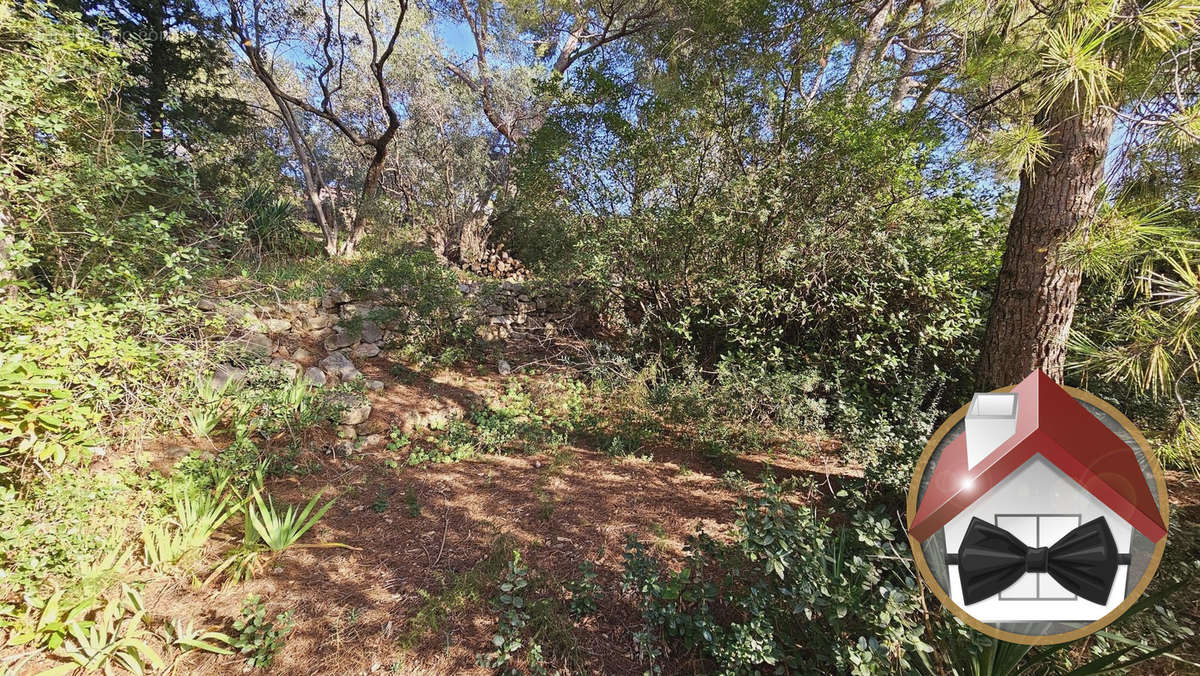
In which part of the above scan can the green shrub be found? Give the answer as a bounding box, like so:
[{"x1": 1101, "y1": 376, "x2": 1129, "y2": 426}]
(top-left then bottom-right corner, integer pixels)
[
  {"x1": 0, "y1": 355, "x2": 100, "y2": 473},
  {"x1": 232, "y1": 595, "x2": 293, "y2": 669},
  {"x1": 621, "y1": 481, "x2": 929, "y2": 674},
  {"x1": 0, "y1": 2, "x2": 202, "y2": 293},
  {"x1": 0, "y1": 292, "x2": 211, "y2": 454}
]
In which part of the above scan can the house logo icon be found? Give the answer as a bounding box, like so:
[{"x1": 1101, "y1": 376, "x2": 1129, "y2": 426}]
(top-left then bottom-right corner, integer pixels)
[{"x1": 907, "y1": 370, "x2": 1170, "y2": 644}]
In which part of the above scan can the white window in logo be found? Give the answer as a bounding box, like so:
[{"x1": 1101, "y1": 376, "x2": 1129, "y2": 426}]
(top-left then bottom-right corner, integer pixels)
[{"x1": 994, "y1": 514, "x2": 1081, "y2": 600}]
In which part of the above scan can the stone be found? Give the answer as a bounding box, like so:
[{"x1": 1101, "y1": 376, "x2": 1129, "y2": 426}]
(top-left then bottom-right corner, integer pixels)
[
  {"x1": 263, "y1": 318, "x2": 291, "y2": 334},
  {"x1": 319, "y1": 352, "x2": 361, "y2": 381},
  {"x1": 303, "y1": 367, "x2": 327, "y2": 387},
  {"x1": 360, "y1": 320, "x2": 383, "y2": 343},
  {"x1": 328, "y1": 393, "x2": 371, "y2": 425},
  {"x1": 196, "y1": 298, "x2": 218, "y2": 311},
  {"x1": 270, "y1": 359, "x2": 300, "y2": 380},
  {"x1": 359, "y1": 417, "x2": 390, "y2": 435},
  {"x1": 365, "y1": 379, "x2": 385, "y2": 391},
  {"x1": 211, "y1": 364, "x2": 247, "y2": 390},
  {"x1": 498, "y1": 359, "x2": 513, "y2": 375},
  {"x1": 238, "y1": 332, "x2": 273, "y2": 357},
  {"x1": 324, "y1": 330, "x2": 357, "y2": 351},
  {"x1": 309, "y1": 327, "x2": 333, "y2": 341},
  {"x1": 352, "y1": 342, "x2": 380, "y2": 359},
  {"x1": 305, "y1": 313, "x2": 335, "y2": 331},
  {"x1": 336, "y1": 425, "x2": 357, "y2": 439},
  {"x1": 293, "y1": 348, "x2": 315, "y2": 365},
  {"x1": 322, "y1": 287, "x2": 350, "y2": 309}
]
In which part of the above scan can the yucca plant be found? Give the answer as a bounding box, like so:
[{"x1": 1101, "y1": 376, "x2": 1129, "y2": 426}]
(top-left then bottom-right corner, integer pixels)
[
  {"x1": 244, "y1": 489, "x2": 339, "y2": 552},
  {"x1": 182, "y1": 374, "x2": 235, "y2": 440}
]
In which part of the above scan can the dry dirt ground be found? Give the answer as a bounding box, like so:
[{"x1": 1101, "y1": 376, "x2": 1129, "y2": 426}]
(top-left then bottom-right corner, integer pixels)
[{"x1": 134, "y1": 344, "x2": 865, "y2": 676}]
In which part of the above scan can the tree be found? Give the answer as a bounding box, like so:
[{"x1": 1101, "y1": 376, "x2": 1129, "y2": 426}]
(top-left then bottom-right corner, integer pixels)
[
  {"x1": 432, "y1": 0, "x2": 665, "y2": 261},
  {"x1": 958, "y1": 2, "x2": 1200, "y2": 388},
  {"x1": 66, "y1": 0, "x2": 243, "y2": 146},
  {"x1": 226, "y1": 0, "x2": 411, "y2": 257}
]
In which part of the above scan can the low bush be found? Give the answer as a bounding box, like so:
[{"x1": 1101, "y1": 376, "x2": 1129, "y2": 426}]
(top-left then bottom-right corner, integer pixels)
[{"x1": 621, "y1": 480, "x2": 929, "y2": 674}]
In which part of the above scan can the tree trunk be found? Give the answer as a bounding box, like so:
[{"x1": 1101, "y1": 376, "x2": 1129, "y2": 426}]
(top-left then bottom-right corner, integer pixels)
[
  {"x1": 976, "y1": 98, "x2": 1116, "y2": 389},
  {"x1": 844, "y1": 0, "x2": 893, "y2": 101},
  {"x1": 342, "y1": 144, "x2": 389, "y2": 258}
]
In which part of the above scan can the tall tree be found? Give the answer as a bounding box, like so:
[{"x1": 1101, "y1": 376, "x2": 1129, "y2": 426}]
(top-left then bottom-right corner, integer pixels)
[
  {"x1": 432, "y1": 0, "x2": 665, "y2": 261},
  {"x1": 67, "y1": 0, "x2": 242, "y2": 145},
  {"x1": 227, "y1": 0, "x2": 411, "y2": 257},
  {"x1": 958, "y1": 2, "x2": 1200, "y2": 388}
]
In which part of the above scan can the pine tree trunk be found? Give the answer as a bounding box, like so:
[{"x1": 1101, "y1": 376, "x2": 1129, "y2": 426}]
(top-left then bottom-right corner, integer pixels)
[{"x1": 976, "y1": 99, "x2": 1116, "y2": 389}]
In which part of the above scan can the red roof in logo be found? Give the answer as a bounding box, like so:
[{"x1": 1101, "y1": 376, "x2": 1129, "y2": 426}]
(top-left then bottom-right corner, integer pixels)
[{"x1": 909, "y1": 371, "x2": 1167, "y2": 543}]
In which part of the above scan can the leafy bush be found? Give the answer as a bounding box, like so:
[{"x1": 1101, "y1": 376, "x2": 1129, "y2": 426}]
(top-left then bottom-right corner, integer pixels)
[
  {"x1": 0, "y1": 292, "x2": 211, "y2": 456},
  {"x1": 0, "y1": 470, "x2": 150, "y2": 598},
  {"x1": 232, "y1": 595, "x2": 293, "y2": 669},
  {"x1": 621, "y1": 481, "x2": 930, "y2": 674},
  {"x1": 0, "y1": 355, "x2": 100, "y2": 473},
  {"x1": 0, "y1": 2, "x2": 201, "y2": 293}
]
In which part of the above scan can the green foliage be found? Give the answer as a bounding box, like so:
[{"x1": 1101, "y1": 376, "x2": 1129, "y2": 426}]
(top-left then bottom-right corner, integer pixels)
[
  {"x1": 161, "y1": 618, "x2": 234, "y2": 655},
  {"x1": 56, "y1": 586, "x2": 164, "y2": 675},
  {"x1": 620, "y1": 481, "x2": 930, "y2": 674},
  {"x1": 0, "y1": 355, "x2": 100, "y2": 473},
  {"x1": 406, "y1": 379, "x2": 583, "y2": 465},
  {"x1": 0, "y1": 2, "x2": 202, "y2": 293},
  {"x1": 141, "y1": 477, "x2": 238, "y2": 572},
  {"x1": 0, "y1": 292, "x2": 211, "y2": 458},
  {"x1": 244, "y1": 488, "x2": 337, "y2": 552},
  {"x1": 564, "y1": 561, "x2": 600, "y2": 619},
  {"x1": 232, "y1": 595, "x2": 293, "y2": 669},
  {"x1": 0, "y1": 470, "x2": 149, "y2": 598},
  {"x1": 477, "y1": 551, "x2": 543, "y2": 675}
]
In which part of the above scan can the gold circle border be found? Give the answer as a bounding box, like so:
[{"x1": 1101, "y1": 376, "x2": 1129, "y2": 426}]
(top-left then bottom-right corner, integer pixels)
[{"x1": 906, "y1": 384, "x2": 1171, "y2": 646}]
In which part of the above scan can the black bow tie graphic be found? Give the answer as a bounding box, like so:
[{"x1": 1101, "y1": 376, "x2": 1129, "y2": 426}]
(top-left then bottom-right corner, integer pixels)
[{"x1": 945, "y1": 517, "x2": 1130, "y2": 605}]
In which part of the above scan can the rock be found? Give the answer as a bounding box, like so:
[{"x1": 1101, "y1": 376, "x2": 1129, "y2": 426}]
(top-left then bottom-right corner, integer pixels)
[
  {"x1": 238, "y1": 332, "x2": 273, "y2": 357},
  {"x1": 270, "y1": 359, "x2": 300, "y2": 380},
  {"x1": 360, "y1": 320, "x2": 383, "y2": 343},
  {"x1": 365, "y1": 379, "x2": 384, "y2": 392},
  {"x1": 336, "y1": 425, "x2": 357, "y2": 439},
  {"x1": 305, "y1": 313, "x2": 335, "y2": 330},
  {"x1": 360, "y1": 418, "x2": 390, "y2": 435},
  {"x1": 196, "y1": 298, "x2": 218, "y2": 311},
  {"x1": 303, "y1": 367, "x2": 327, "y2": 387},
  {"x1": 211, "y1": 364, "x2": 247, "y2": 390},
  {"x1": 328, "y1": 393, "x2": 371, "y2": 425},
  {"x1": 324, "y1": 330, "x2": 357, "y2": 351},
  {"x1": 322, "y1": 287, "x2": 351, "y2": 309},
  {"x1": 264, "y1": 318, "x2": 291, "y2": 334},
  {"x1": 319, "y1": 352, "x2": 361, "y2": 381},
  {"x1": 353, "y1": 342, "x2": 380, "y2": 359},
  {"x1": 309, "y1": 327, "x2": 333, "y2": 341},
  {"x1": 293, "y1": 348, "x2": 315, "y2": 365},
  {"x1": 498, "y1": 359, "x2": 513, "y2": 375}
]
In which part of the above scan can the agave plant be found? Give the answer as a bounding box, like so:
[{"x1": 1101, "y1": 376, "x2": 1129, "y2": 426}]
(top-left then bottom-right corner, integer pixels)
[{"x1": 54, "y1": 586, "x2": 164, "y2": 676}]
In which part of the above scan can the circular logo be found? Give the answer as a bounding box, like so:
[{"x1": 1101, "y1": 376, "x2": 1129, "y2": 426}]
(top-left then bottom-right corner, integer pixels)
[{"x1": 906, "y1": 370, "x2": 1169, "y2": 644}]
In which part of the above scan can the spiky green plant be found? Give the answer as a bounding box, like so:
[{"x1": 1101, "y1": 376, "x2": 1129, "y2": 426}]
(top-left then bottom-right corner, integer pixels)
[
  {"x1": 161, "y1": 618, "x2": 234, "y2": 655},
  {"x1": 244, "y1": 489, "x2": 339, "y2": 552}
]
